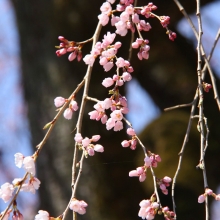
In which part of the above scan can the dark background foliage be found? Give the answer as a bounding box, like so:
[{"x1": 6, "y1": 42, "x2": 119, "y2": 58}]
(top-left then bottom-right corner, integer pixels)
[{"x1": 11, "y1": 0, "x2": 220, "y2": 219}]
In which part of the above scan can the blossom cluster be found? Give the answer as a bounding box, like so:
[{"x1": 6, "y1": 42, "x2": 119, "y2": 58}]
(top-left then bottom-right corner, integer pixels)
[
  {"x1": 121, "y1": 127, "x2": 137, "y2": 150},
  {"x1": 56, "y1": 36, "x2": 82, "y2": 62},
  {"x1": 198, "y1": 188, "x2": 220, "y2": 203},
  {"x1": 0, "y1": 153, "x2": 40, "y2": 204},
  {"x1": 138, "y1": 195, "x2": 175, "y2": 220},
  {"x1": 89, "y1": 96, "x2": 128, "y2": 131},
  {"x1": 156, "y1": 176, "x2": 172, "y2": 195},
  {"x1": 129, "y1": 154, "x2": 161, "y2": 182},
  {"x1": 54, "y1": 96, "x2": 79, "y2": 120},
  {"x1": 138, "y1": 198, "x2": 159, "y2": 220},
  {"x1": 74, "y1": 133, "x2": 104, "y2": 156}
]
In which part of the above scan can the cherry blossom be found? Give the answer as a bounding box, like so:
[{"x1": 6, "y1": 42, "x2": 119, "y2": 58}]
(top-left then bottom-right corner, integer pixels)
[
  {"x1": 54, "y1": 96, "x2": 66, "y2": 107},
  {"x1": 0, "y1": 183, "x2": 14, "y2": 203},
  {"x1": 23, "y1": 156, "x2": 36, "y2": 176},
  {"x1": 35, "y1": 210, "x2": 50, "y2": 220},
  {"x1": 14, "y1": 153, "x2": 24, "y2": 168},
  {"x1": 69, "y1": 199, "x2": 88, "y2": 215}
]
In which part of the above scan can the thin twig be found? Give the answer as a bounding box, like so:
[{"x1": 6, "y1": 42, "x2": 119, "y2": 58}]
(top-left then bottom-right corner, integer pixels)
[
  {"x1": 173, "y1": 0, "x2": 220, "y2": 110},
  {"x1": 70, "y1": 22, "x2": 102, "y2": 220},
  {"x1": 164, "y1": 101, "x2": 194, "y2": 111}
]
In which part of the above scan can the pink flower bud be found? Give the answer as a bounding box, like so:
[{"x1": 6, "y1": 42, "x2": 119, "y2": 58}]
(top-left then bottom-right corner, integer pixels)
[
  {"x1": 127, "y1": 128, "x2": 136, "y2": 136},
  {"x1": 94, "y1": 144, "x2": 104, "y2": 152},
  {"x1": 54, "y1": 97, "x2": 66, "y2": 107},
  {"x1": 82, "y1": 137, "x2": 91, "y2": 147},
  {"x1": 68, "y1": 51, "x2": 77, "y2": 61},
  {"x1": 198, "y1": 194, "x2": 206, "y2": 203},
  {"x1": 102, "y1": 77, "x2": 114, "y2": 87},
  {"x1": 103, "y1": 62, "x2": 114, "y2": 72},
  {"x1": 74, "y1": 133, "x2": 83, "y2": 142},
  {"x1": 163, "y1": 176, "x2": 172, "y2": 183},
  {"x1": 155, "y1": 154, "x2": 161, "y2": 162},
  {"x1": 63, "y1": 108, "x2": 73, "y2": 120},
  {"x1": 87, "y1": 148, "x2": 95, "y2": 156},
  {"x1": 129, "y1": 170, "x2": 139, "y2": 177},
  {"x1": 139, "y1": 173, "x2": 146, "y2": 182},
  {"x1": 132, "y1": 42, "x2": 139, "y2": 48},
  {"x1": 70, "y1": 100, "x2": 78, "y2": 111},
  {"x1": 205, "y1": 188, "x2": 213, "y2": 195},
  {"x1": 144, "y1": 156, "x2": 152, "y2": 167},
  {"x1": 121, "y1": 140, "x2": 130, "y2": 147},
  {"x1": 91, "y1": 135, "x2": 101, "y2": 142}
]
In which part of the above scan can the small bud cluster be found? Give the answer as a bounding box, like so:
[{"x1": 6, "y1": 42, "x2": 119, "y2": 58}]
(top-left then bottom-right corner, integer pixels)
[
  {"x1": 198, "y1": 188, "x2": 220, "y2": 203},
  {"x1": 121, "y1": 128, "x2": 137, "y2": 150},
  {"x1": 54, "y1": 96, "x2": 78, "y2": 120},
  {"x1": 156, "y1": 176, "x2": 172, "y2": 195},
  {"x1": 161, "y1": 206, "x2": 175, "y2": 220},
  {"x1": 74, "y1": 133, "x2": 104, "y2": 157},
  {"x1": 129, "y1": 154, "x2": 161, "y2": 182},
  {"x1": 202, "y1": 82, "x2": 212, "y2": 92},
  {"x1": 56, "y1": 36, "x2": 82, "y2": 62}
]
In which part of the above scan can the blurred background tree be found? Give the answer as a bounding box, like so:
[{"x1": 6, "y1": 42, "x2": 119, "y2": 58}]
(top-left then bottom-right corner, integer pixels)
[{"x1": 8, "y1": 0, "x2": 220, "y2": 219}]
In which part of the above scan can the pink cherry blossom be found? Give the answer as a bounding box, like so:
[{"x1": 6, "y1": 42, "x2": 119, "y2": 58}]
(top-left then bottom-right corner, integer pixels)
[
  {"x1": 163, "y1": 176, "x2": 172, "y2": 183},
  {"x1": 70, "y1": 100, "x2": 78, "y2": 111},
  {"x1": 22, "y1": 177, "x2": 41, "y2": 194},
  {"x1": 103, "y1": 61, "x2": 114, "y2": 72},
  {"x1": 102, "y1": 77, "x2": 114, "y2": 87},
  {"x1": 114, "y1": 121, "x2": 123, "y2": 131},
  {"x1": 122, "y1": 72, "x2": 132, "y2": 81},
  {"x1": 83, "y1": 54, "x2": 95, "y2": 66},
  {"x1": 98, "y1": 13, "x2": 110, "y2": 26},
  {"x1": 87, "y1": 148, "x2": 95, "y2": 156},
  {"x1": 130, "y1": 139, "x2": 137, "y2": 150},
  {"x1": 68, "y1": 51, "x2": 77, "y2": 61},
  {"x1": 91, "y1": 135, "x2": 101, "y2": 142},
  {"x1": 69, "y1": 199, "x2": 88, "y2": 215},
  {"x1": 115, "y1": 57, "x2": 125, "y2": 68},
  {"x1": 75, "y1": 133, "x2": 83, "y2": 143},
  {"x1": 63, "y1": 108, "x2": 73, "y2": 120},
  {"x1": 103, "y1": 98, "x2": 112, "y2": 109},
  {"x1": 121, "y1": 140, "x2": 130, "y2": 147},
  {"x1": 35, "y1": 210, "x2": 50, "y2": 220},
  {"x1": 110, "y1": 110, "x2": 123, "y2": 121},
  {"x1": 14, "y1": 153, "x2": 24, "y2": 168},
  {"x1": 94, "y1": 144, "x2": 104, "y2": 152},
  {"x1": 23, "y1": 156, "x2": 36, "y2": 176},
  {"x1": 198, "y1": 194, "x2": 206, "y2": 203},
  {"x1": 127, "y1": 128, "x2": 135, "y2": 136},
  {"x1": 100, "y1": 2, "x2": 112, "y2": 14},
  {"x1": 129, "y1": 167, "x2": 146, "y2": 182},
  {"x1": 82, "y1": 137, "x2": 91, "y2": 147},
  {"x1": 54, "y1": 96, "x2": 66, "y2": 107},
  {"x1": 144, "y1": 156, "x2": 153, "y2": 167},
  {"x1": 102, "y1": 32, "x2": 116, "y2": 46},
  {"x1": 0, "y1": 183, "x2": 14, "y2": 203},
  {"x1": 205, "y1": 188, "x2": 213, "y2": 195},
  {"x1": 106, "y1": 118, "x2": 116, "y2": 130}
]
